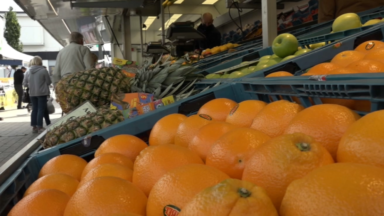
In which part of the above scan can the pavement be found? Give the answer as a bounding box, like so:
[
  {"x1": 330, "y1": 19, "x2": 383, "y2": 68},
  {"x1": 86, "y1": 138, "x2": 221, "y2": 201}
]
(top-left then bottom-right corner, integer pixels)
[{"x1": 0, "y1": 99, "x2": 62, "y2": 167}]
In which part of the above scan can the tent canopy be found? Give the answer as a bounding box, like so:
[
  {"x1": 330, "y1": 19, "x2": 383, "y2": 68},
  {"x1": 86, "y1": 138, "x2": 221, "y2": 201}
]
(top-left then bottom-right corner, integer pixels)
[{"x1": 0, "y1": 16, "x2": 33, "y2": 63}]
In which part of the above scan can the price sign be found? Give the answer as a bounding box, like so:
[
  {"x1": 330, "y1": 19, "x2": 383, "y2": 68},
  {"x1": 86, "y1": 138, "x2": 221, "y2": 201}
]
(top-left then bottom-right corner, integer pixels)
[{"x1": 48, "y1": 101, "x2": 97, "y2": 130}]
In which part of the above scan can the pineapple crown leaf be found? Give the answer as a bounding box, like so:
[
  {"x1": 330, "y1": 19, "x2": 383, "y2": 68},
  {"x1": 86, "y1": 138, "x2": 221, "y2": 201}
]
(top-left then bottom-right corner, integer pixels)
[
  {"x1": 158, "y1": 83, "x2": 174, "y2": 99},
  {"x1": 165, "y1": 80, "x2": 185, "y2": 97},
  {"x1": 163, "y1": 76, "x2": 184, "y2": 86}
]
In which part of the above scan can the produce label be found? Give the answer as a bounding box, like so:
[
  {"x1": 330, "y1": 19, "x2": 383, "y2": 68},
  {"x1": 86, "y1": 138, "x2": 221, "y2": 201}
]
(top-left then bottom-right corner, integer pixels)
[
  {"x1": 48, "y1": 101, "x2": 97, "y2": 130},
  {"x1": 229, "y1": 104, "x2": 239, "y2": 116},
  {"x1": 163, "y1": 205, "x2": 180, "y2": 216},
  {"x1": 199, "y1": 114, "x2": 212, "y2": 121}
]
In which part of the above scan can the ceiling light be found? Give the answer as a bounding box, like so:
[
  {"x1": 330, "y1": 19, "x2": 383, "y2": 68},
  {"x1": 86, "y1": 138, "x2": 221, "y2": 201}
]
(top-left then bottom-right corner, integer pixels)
[
  {"x1": 47, "y1": 0, "x2": 58, "y2": 15},
  {"x1": 143, "y1": 16, "x2": 157, "y2": 30},
  {"x1": 159, "y1": 14, "x2": 182, "y2": 30},
  {"x1": 202, "y1": 0, "x2": 219, "y2": 5},
  {"x1": 174, "y1": 0, "x2": 184, "y2": 4},
  {"x1": 62, "y1": 19, "x2": 71, "y2": 34}
]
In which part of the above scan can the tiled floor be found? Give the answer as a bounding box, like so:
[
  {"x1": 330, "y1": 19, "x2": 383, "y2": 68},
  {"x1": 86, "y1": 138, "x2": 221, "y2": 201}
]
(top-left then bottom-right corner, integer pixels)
[{"x1": 0, "y1": 101, "x2": 62, "y2": 166}]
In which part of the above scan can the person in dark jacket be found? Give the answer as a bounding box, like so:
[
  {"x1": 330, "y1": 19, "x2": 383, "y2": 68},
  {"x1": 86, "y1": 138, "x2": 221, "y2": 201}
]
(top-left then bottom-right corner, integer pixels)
[
  {"x1": 13, "y1": 66, "x2": 26, "y2": 109},
  {"x1": 24, "y1": 56, "x2": 52, "y2": 133},
  {"x1": 195, "y1": 13, "x2": 222, "y2": 52}
]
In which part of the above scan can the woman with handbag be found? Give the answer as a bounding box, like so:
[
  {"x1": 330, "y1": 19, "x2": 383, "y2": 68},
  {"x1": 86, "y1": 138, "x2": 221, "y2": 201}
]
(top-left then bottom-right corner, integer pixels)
[{"x1": 24, "y1": 56, "x2": 52, "y2": 133}]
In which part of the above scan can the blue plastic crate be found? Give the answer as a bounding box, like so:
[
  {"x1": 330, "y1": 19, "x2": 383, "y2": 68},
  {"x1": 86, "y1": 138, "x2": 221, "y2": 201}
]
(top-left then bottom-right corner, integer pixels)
[
  {"x1": 235, "y1": 23, "x2": 384, "y2": 79},
  {"x1": 3, "y1": 72, "x2": 384, "y2": 214}
]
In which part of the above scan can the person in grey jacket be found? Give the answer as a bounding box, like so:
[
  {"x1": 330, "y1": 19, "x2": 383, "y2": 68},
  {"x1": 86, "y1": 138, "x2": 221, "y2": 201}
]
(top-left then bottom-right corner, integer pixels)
[
  {"x1": 52, "y1": 32, "x2": 93, "y2": 86},
  {"x1": 24, "y1": 56, "x2": 52, "y2": 133}
]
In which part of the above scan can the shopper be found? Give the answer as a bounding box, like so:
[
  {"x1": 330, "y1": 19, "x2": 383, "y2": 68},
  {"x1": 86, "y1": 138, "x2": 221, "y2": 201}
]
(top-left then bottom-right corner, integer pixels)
[
  {"x1": 24, "y1": 56, "x2": 52, "y2": 133},
  {"x1": 52, "y1": 32, "x2": 94, "y2": 86},
  {"x1": 13, "y1": 66, "x2": 26, "y2": 109},
  {"x1": 318, "y1": 0, "x2": 384, "y2": 23},
  {"x1": 195, "y1": 13, "x2": 222, "y2": 52}
]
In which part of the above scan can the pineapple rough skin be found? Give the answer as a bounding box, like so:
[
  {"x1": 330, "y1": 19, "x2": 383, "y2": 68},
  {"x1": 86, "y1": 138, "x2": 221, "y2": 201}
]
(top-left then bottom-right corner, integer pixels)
[
  {"x1": 56, "y1": 68, "x2": 131, "y2": 114},
  {"x1": 42, "y1": 108, "x2": 125, "y2": 149}
]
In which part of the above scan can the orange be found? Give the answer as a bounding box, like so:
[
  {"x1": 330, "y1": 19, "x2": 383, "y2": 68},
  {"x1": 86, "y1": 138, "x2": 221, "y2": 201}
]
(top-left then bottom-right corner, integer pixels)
[
  {"x1": 174, "y1": 114, "x2": 212, "y2": 147},
  {"x1": 147, "y1": 164, "x2": 229, "y2": 216},
  {"x1": 95, "y1": 134, "x2": 147, "y2": 162},
  {"x1": 354, "y1": 100, "x2": 371, "y2": 112},
  {"x1": 206, "y1": 128, "x2": 271, "y2": 179},
  {"x1": 280, "y1": 163, "x2": 384, "y2": 216},
  {"x1": 250, "y1": 100, "x2": 304, "y2": 138},
  {"x1": 178, "y1": 179, "x2": 278, "y2": 216},
  {"x1": 9, "y1": 189, "x2": 69, "y2": 216},
  {"x1": 24, "y1": 173, "x2": 79, "y2": 198},
  {"x1": 354, "y1": 40, "x2": 384, "y2": 54},
  {"x1": 330, "y1": 50, "x2": 365, "y2": 67},
  {"x1": 364, "y1": 48, "x2": 384, "y2": 63},
  {"x1": 81, "y1": 153, "x2": 133, "y2": 179},
  {"x1": 79, "y1": 164, "x2": 133, "y2": 188},
  {"x1": 301, "y1": 63, "x2": 341, "y2": 76},
  {"x1": 225, "y1": 100, "x2": 267, "y2": 127},
  {"x1": 132, "y1": 144, "x2": 203, "y2": 196},
  {"x1": 197, "y1": 98, "x2": 238, "y2": 121},
  {"x1": 347, "y1": 59, "x2": 384, "y2": 73},
  {"x1": 265, "y1": 71, "x2": 294, "y2": 78},
  {"x1": 111, "y1": 214, "x2": 142, "y2": 216},
  {"x1": 284, "y1": 104, "x2": 360, "y2": 159},
  {"x1": 149, "y1": 113, "x2": 187, "y2": 146},
  {"x1": 38, "y1": 154, "x2": 87, "y2": 181},
  {"x1": 338, "y1": 110, "x2": 384, "y2": 168},
  {"x1": 328, "y1": 67, "x2": 360, "y2": 75},
  {"x1": 242, "y1": 133, "x2": 334, "y2": 209},
  {"x1": 188, "y1": 122, "x2": 237, "y2": 162},
  {"x1": 65, "y1": 177, "x2": 147, "y2": 216}
]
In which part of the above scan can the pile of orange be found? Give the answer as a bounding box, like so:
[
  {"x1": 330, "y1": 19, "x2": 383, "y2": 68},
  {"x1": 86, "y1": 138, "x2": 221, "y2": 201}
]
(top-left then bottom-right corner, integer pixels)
[{"x1": 9, "y1": 98, "x2": 384, "y2": 216}]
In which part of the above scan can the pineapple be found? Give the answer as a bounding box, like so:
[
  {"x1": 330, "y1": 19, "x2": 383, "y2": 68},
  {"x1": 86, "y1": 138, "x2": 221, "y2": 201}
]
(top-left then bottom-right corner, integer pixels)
[
  {"x1": 56, "y1": 67, "x2": 131, "y2": 113},
  {"x1": 56, "y1": 56, "x2": 206, "y2": 114},
  {"x1": 42, "y1": 108, "x2": 125, "y2": 149}
]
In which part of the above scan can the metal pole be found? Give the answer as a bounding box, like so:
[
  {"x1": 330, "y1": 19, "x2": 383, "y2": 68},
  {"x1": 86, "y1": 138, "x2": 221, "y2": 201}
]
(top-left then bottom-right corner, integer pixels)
[
  {"x1": 160, "y1": 0, "x2": 165, "y2": 44},
  {"x1": 261, "y1": 0, "x2": 277, "y2": 48},
  {"x1": 122, "y1": 14, "x2": 132, "y2": 60},
  {"x1": 139, "y1": 14, "x2": 144, "y2": 58}
]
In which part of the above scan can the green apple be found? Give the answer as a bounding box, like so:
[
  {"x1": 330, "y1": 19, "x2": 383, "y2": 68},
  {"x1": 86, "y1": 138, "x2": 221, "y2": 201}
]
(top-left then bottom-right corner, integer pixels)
[
  {"x1": 363, "y1": 19, "x2": 381, "y2": 27},
  {"x1": 221, "y1": 74, "x2": 231, "y2": 78},
  {"x1": 281, "y1": 55, "x2": 296, "y2": 62},
  {"x1": 205, "y1": 74, "x2": 221, "y2": 79},
  {"x1": 248, "y1": 66, "x2": 258, "y2": 73},
  {"x1": 240, "y1": 67, "x2": 251, "y2": 74},
  {"x1": 272, "y1": 33, "x2": 299, "y2": 58},
  {"x1": 260, "y1": 55, "x2": 271, "y2": 61},
  {"x1": 295, "y1": 49, "x2": 311, "y2": 56},
  {"x1": 332, "y1": 13, "x2": 362, "y2": 32},
  {"x1": 240, "y1": 61, "x2": 249, "y2": 65},
  {"x1": 228, "y1": 71, "x2": 247, "y2": 79}
]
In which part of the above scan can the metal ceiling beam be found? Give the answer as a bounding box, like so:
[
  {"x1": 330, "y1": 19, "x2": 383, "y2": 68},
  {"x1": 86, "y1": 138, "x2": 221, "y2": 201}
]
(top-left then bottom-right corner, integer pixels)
[
  {"x1": 70, "y1": 0, "x2": 144, "y2": 9},
  {"x1": 166, "y1": 5, "x2": 221, "y2": 17}
]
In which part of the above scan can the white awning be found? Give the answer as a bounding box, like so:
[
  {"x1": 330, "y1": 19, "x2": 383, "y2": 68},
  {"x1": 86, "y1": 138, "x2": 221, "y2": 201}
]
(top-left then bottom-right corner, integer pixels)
[{"x1": 0, "y1": 16, "x2": 33, "y2": 63}]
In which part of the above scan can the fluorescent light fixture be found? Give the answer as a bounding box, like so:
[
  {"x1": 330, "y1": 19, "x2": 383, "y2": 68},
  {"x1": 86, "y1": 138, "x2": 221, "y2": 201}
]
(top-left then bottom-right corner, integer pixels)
[
  {"x1": 143, "y1": 16, "x2": 157, "y2": 30},
  {"x1": 62, "y1": 19, "x2": 71, "y2": 34},
  {"x1": 174, "y1": 0, "x2": 184, "y2": 4},
  {"x1": 159, "y1": 14, "x2": 182, "y2": 30},
  {"x1": 47, "y1": 0, "x2": 58, "y2": 15},
  {"x1": 202, "y1": 0, "x2": 219, "y2": 5}
]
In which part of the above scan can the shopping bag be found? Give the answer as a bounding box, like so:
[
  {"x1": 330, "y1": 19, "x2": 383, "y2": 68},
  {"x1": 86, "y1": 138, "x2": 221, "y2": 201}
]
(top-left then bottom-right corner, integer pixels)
[
  {"x1": 47, "y1": 97, "x2": 55, "y2": 114},
  {"x1": 22, "y1": 88, "x2": 30, "y2": 103}
]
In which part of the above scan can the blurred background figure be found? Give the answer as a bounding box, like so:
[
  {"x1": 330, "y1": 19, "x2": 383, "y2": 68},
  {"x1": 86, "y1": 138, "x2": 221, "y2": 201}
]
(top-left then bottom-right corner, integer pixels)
[
  {"x1": 13, "y1": 66, "x2": 26, "y2": 109},
  {"x1": 195, "y1": 12, "x2": 222, "y2": 53},
  {"x1": 24, "y1": 56, "x2": 51, "y2": 133},
  {"x1": 318, "y1": 0, "x2": 384, "y2": 23}
]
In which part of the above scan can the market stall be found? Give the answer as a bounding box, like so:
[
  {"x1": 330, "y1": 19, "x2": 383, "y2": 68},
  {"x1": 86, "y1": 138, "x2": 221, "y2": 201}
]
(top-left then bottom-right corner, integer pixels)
[{"x1": 3, "y1": 0, "x2": 384, "y2": 215}]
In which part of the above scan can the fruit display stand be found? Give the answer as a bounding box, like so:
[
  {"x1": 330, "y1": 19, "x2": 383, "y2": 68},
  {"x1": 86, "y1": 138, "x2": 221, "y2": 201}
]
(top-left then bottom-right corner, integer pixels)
[
  {"x1": 2, "y1": 73, "x2": 384, "y2": 214},
  {"x1": 193, "y1": 8, "x2": 384, "y2": 76},
  {"x1": 241, "y1": 23, "x2": 384, "y2": 79},
  {"x1": 195, "y1": 21, "x2": 384, "y2": 89}
]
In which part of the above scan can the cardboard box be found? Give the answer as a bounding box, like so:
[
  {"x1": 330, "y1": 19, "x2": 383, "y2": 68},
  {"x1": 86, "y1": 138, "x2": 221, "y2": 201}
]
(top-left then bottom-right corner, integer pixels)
[{"x1": 110, "y1": 93, "x2": 154, "y2": 118}]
